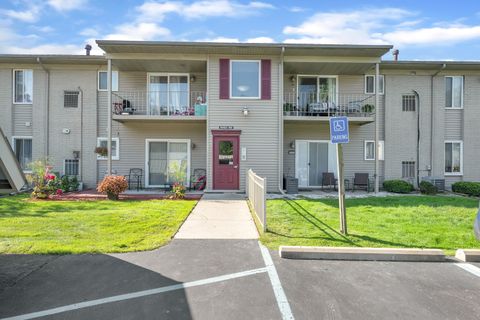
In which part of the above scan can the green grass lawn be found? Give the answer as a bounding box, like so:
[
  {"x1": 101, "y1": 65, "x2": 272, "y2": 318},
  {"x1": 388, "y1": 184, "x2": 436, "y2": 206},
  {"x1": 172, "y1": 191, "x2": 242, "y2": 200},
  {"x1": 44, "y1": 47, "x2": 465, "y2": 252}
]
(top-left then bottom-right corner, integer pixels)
[
  {"x1": 0, "y1": 195, "x2": 197, "y2": 254},
  {"x1": 261, "y1": 196, "x2": 479, "y2": 255}
]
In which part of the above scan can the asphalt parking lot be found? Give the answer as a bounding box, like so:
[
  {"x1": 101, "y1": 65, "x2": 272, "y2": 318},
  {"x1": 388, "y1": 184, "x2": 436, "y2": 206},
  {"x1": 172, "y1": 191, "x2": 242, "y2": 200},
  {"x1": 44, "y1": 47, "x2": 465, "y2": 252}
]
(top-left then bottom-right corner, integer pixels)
[{"x1": 1, "y1": 240, "x2": 480, "y2": 320}]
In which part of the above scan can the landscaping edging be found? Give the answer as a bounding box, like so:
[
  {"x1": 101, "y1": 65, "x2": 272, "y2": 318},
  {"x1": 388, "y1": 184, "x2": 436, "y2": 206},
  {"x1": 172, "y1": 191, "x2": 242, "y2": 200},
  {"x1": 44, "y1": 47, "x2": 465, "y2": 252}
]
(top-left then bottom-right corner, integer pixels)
[{"x1": 279, "y1": 246, "x2": 446, "y2": 262}]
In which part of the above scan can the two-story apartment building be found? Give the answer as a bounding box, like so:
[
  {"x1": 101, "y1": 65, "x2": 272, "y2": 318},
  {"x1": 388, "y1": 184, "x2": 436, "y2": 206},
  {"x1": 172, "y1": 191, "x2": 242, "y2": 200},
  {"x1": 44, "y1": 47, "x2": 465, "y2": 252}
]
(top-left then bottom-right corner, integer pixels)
[{"x1": 1, "y1": 41, "x2": 479, "y2": 193}]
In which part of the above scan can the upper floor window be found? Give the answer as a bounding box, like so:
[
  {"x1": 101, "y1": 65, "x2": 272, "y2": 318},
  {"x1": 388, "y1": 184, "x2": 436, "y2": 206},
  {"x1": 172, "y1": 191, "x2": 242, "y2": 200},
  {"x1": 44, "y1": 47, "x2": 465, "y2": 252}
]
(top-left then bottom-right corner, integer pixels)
[
  {"x1": 365, "y1": 75, "x2": 384, "y2": 95},
  {"x1": 14, "y1": 69, "x2": 33, "y2": 104},
  {"x1": 98, "y1": 71, "x2": 118, "y2": 91},
  {"x1": 230, "y1": 60, "x2": 260, "y2": 99},
  {"x1": 444, "y1": 141, "x2": 462, "y2": 175},
  {"x1": 12, "y1": 137, "x2": 32, "y2": 170},
  {"x1": 445, "y1": 76, "x2": 463, "y2": 109}
]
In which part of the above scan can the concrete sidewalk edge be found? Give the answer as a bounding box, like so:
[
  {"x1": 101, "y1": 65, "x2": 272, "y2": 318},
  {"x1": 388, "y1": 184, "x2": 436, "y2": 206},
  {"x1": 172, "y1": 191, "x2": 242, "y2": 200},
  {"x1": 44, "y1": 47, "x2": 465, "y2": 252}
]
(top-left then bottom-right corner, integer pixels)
[
  {"x1": 455, "y1": 249, "x2": 480, "y2": 262},
  {"x1": 279, "y1": 246, "x2": 446, "y2": 262}
]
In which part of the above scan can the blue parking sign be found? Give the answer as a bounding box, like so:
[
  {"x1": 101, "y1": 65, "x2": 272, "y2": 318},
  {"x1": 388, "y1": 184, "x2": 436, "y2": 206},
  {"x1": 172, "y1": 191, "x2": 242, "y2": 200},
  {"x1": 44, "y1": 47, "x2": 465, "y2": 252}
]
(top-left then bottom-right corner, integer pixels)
[{"x1": 330, "y1": 117, "x2": 349, "y2": 144}]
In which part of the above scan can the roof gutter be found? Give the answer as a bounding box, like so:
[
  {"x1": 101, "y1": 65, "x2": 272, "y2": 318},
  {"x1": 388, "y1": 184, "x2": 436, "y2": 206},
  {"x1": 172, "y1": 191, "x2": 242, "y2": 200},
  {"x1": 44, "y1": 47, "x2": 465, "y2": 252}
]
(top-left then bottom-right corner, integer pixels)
[
  {"x1": 430, "y1": 63, "x2": 446, "y2": 176},
  {"x1": 36, "y1": 57, "x2": 50, "y2": 157}
]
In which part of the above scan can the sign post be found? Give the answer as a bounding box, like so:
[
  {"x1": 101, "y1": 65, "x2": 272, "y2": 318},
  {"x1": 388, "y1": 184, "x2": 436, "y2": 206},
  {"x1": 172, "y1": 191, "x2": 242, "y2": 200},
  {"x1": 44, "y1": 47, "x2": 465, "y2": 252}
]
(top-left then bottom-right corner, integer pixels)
[{"x1": 330, "y1": 116, "x2": 349, "y2": 235}]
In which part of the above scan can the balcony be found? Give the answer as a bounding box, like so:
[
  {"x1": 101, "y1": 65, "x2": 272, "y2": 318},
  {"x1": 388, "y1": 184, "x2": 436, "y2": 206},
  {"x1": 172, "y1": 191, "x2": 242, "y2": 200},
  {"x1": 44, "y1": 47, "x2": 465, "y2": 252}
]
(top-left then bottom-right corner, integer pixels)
[
  {"x1": 283, "y1": 92, "x2": 376, "y2": 124},
  {"x1": 112, "y1": 91, "x2": 207, "y2": 122}
]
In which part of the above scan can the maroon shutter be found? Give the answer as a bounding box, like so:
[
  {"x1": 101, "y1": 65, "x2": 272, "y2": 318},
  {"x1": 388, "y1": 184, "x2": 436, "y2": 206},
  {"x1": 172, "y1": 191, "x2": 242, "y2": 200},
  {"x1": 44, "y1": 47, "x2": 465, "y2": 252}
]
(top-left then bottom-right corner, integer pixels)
[
  {"x1": 261, "y1": 59, "x2": 271, "y2": 100},
  {"x1": 219, "y1": 58, "x2": 230, "y2": 99}
]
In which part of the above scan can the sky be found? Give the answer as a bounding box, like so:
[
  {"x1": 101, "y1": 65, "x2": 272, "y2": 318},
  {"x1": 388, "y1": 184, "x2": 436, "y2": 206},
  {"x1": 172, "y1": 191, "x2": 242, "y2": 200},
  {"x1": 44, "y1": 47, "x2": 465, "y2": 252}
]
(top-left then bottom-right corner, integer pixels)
[{"x1": 1, "y1": 0, "x2": 480, "y2": 60}]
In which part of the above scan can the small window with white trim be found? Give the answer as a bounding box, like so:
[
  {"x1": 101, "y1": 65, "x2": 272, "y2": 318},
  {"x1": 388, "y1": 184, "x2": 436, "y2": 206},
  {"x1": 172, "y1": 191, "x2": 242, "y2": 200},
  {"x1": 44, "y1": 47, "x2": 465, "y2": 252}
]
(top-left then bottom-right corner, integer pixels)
[
  {"x1": 97, "y1": 137, "x2": 119, "y2": 160},
  {"x1": 12, "y1": 137, "x2": 32, "y2": 170},
  {"x1": 364, "y1": 140, "x2": 384, "y2": 161},
  {"x1": 13, "y1": 69, "x2": 33, "y2": 104},
  {"x1": 230, "y1": 60, "x2": 260, "y2": 98},
  {"x1": 444, "y1": 141, "x2": 463, "y2": 175},
  {"x1": 98, "y1": 71, "x2": 118, "y2": 91},
  {"x1": 64, "y1": 159, "x2": 80, "y2": 176},
  {"x1": 365, "y1": 75, "x2": 384, "y2": 94},
  {"x1": 445, "y1": 76, "x2": 463, "y2": 108},
  {"x1": 402, "y1": 95, "x2": 416, "y2": 111}
]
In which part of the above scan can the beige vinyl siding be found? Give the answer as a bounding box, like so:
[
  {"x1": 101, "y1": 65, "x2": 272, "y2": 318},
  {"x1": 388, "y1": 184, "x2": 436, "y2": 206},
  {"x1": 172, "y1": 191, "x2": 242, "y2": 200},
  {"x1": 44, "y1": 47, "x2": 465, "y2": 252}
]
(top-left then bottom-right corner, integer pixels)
[
  {"x1": 444, "y1": 109, "x2": 463, "y2": 140},
  {"x1": 13, "y1": 105, "x2": 33, "y2": 136},
  {"x1": 0, "y1": 69, "x2": 13, "y2": 138},
  {"x1": 96, "y1": 122, "x2": 206, "y2": 184},
  {"x1": 462, "y1": 75, "x2": 480, "y2": 182},
  {"x1": 207, "y1": 55, "x2": 280, "y2": 192}
]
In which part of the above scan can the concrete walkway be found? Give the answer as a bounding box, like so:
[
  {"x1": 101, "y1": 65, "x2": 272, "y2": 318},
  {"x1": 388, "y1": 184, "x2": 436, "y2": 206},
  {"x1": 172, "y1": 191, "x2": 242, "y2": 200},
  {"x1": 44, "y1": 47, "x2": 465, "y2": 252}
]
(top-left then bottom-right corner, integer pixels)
[{"x1": 175, "y1": 193, "x2": 259, "y2": 239}]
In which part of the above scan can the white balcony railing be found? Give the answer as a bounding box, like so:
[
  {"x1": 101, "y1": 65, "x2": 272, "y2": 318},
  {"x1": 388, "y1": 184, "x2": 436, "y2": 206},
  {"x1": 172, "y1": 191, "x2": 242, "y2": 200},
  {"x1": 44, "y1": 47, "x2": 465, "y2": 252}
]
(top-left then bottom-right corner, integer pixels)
[
  {"x1": 284, "y1": 92, "x2": 375, "y2": 117},
  {"x1": 112, "y1": 91, "x2": 207, "y2": 116}
]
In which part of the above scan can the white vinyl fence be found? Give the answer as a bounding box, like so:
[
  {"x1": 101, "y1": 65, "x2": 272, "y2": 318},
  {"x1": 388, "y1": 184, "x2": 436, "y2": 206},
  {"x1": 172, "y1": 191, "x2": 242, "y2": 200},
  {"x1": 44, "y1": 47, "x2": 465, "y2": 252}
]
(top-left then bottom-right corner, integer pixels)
[{"x1": 246, "y1": 169, "x2": 267, "y2": 232}]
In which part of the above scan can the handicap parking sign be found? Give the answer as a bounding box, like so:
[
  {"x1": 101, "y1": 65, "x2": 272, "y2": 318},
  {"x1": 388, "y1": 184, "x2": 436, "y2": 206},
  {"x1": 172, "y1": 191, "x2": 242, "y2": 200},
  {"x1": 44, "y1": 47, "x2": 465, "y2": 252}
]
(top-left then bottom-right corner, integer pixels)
[{"x1": 330, "y1": 116, "x2": 349, "y2": 144}]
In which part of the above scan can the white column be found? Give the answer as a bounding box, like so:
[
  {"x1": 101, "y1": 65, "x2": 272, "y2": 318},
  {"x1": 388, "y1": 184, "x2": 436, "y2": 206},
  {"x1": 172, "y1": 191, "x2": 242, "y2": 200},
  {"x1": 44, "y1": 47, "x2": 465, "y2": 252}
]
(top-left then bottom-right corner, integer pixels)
[
  {"x1": 374, "y1": 63, "x2": 380, "y2": 193},
  {"x1": 107, "y1": 59, "x2": 112, "y2": 175}
]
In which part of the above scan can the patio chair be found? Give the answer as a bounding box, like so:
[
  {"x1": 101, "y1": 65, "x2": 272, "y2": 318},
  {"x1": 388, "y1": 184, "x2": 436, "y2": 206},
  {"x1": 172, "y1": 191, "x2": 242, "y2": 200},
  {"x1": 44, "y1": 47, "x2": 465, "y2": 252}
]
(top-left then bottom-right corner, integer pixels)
[
  {"x1": 125, "y1": 168, "x2": 143, "y2": 191},
  {"x1": 190, "y1": 169, "x2": 206, "y2": 191},
  {"x1": 353, "y1": 173, "x2": 370, "y2": 192},
  {"x1": 321, "y1": 172, "x2": 337, "y2": 190}
]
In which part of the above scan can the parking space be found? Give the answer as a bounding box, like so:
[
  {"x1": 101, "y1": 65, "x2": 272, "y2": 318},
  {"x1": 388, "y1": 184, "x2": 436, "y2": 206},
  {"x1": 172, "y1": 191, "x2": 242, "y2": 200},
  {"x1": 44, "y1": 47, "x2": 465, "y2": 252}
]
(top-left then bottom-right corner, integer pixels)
[{"x1": 272, "y1": 253, "x2": 480, "y2": 320}]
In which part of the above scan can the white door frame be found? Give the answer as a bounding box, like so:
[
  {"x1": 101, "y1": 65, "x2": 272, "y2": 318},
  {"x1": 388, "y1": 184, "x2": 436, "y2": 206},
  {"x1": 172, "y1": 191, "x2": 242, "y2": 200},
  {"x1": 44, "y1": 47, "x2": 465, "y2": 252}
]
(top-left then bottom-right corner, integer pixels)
[
  {"x1": 145, "y1": 138, "x2": 191, "y2": 188},
  {"x1": 295, "y1": 139, "x2": 336, "y2": 188}
]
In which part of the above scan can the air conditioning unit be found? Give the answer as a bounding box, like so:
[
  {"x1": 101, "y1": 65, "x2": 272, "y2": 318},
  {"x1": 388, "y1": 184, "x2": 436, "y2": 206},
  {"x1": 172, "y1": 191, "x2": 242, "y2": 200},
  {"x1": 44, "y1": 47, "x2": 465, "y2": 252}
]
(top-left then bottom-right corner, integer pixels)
[{"x1": 421, "y1": 177, "x2": 445, "y2": 192}]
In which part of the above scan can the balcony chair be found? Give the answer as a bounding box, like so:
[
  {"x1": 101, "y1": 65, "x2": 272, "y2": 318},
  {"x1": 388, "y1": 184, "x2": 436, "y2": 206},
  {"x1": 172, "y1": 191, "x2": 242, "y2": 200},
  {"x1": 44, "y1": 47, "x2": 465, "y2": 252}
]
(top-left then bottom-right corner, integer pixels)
[
  {"x1": 321, "y1": 172, "x2": 337, "y2": 190},
  {"x1": 125, "y1": 168, "x2": 143, "y2": 191},
  {"x1": 190, "y1": 169, "x2": 206, "y2": 191},
  {"x1": 352, "y1": 173, "x2": 370, "y2": 192}
]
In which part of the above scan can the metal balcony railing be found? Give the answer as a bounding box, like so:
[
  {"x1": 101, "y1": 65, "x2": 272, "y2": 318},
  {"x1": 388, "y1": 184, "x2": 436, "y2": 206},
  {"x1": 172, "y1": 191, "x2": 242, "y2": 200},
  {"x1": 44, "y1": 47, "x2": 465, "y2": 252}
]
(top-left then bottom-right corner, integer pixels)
[
  {"x1": 112, "y1": 91, "x2": 207, "y2": 116},
  {"x1": 283, "y1": 92, "x2": 376, "y2": 117}
]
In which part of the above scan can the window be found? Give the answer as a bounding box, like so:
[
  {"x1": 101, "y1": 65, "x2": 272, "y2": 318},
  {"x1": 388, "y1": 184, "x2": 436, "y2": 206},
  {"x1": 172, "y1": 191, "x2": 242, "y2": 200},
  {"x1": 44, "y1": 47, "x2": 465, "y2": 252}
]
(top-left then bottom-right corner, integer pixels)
[
  {"x1": 13, "y1": 69, "x2": 33, "y2": 104},
  {"x1": 218, "y1": 141, "x2": 233, "y2": 165},
  {"x1": 402, "y1": 161, "x2": 416, "y2": 178},
  {"x1": 148, "y1": 73, "x2": 189, "y2": 115},
  {"x1": 364, "y1": 140, "x2": 384, "y2": 161},
  {"x1": 147, "y1": 140, "x2": 190, "y2": 186},
  {"x1": 230, "y1": 60, "x2": 260, "y2": 98},
  {"x1": 64, "y1": 159, "x2": 80, "y2": 176},
  {"x1": 445, "y1": 76, "x2": 463, "y2": 108},
  {"x1": 402, "y1": 95, "x2": 416, "y2": 111},
  {"x1": 64, "y1": 90, "x2": 80, "y2": 108},
  {"x1": 365, "y1": 75, "x2": 384, "y2": 94},
  {"x1": 12, "y1": 137, "x2": 32, "y2": 170},
  {"x1": 444, "y1": 141, "x2": 463, "y2": 175},
  {"x1": 97, "y1": 137, "x2": 119, "y2": 160},
  {"x1": 98, "y1": 71, "x2": 118, "y2": 91}
]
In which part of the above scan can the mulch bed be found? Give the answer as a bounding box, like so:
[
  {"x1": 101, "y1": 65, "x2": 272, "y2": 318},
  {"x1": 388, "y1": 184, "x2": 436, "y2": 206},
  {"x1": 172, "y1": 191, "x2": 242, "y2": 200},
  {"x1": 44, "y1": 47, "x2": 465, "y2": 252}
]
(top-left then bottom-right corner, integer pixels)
[{"x1": 45, "y1": 189, "x2": 202, "y2": 201}]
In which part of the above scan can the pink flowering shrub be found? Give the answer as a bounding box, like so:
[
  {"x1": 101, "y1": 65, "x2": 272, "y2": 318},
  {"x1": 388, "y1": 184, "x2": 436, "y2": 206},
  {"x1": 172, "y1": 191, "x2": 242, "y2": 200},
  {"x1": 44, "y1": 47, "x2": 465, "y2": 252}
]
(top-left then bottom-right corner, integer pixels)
[{"x1": 97, "y1": 175, "x2": 128, "y2": 200}]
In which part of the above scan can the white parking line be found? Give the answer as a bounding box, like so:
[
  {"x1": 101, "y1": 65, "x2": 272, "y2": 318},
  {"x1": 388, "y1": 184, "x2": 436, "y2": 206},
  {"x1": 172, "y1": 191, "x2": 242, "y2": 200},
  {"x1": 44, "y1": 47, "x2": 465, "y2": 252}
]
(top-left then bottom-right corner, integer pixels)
[
  {"x1": 258, "y1": 242, "x2": 294, "y2": 320},
  {"x1": 1, "y1": 267, "x2": 268, "y2": 320},
  {"x1": 456, "y1": 263, "x2": 480, "y2": 278}
]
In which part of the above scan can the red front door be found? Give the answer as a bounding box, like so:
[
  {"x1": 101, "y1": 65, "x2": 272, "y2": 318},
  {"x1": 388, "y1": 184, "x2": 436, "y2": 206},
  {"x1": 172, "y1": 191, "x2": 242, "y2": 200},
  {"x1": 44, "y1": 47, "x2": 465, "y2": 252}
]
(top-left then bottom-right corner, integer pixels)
[{"x1": 213, "y1": 134, "x2": 239, "y2": 190}]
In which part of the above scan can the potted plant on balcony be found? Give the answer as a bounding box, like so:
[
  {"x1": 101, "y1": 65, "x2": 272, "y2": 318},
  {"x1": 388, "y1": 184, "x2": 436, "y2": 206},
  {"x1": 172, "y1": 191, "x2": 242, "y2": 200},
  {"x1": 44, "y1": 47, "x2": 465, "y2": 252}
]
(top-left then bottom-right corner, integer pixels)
[
  {"x1": 94, "y1": 146, "x2": 108, "y2": 157},
  {"x1": 362, "y1": 104, "x2": 375, "y2": 113}
]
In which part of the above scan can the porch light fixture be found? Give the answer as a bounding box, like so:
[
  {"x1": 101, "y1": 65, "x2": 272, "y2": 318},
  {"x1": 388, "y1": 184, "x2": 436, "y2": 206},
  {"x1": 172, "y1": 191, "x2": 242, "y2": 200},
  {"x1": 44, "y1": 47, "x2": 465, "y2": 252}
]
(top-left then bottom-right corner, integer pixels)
[
  {"x1": 290, "y1": 141, "x2": 295, "y2": 149},
  {"x1": 191, "y1": 143, "x2": 196, "y2": 149},
  {"x1": 190, "y1": 75, "x2": 196, "y2": 82},
  {"x1": 290, "y1": 75, "x2": 296, "y2": 83},
  {"x1": 242, "y1": 107, "x2": 249, "y2": 116}
]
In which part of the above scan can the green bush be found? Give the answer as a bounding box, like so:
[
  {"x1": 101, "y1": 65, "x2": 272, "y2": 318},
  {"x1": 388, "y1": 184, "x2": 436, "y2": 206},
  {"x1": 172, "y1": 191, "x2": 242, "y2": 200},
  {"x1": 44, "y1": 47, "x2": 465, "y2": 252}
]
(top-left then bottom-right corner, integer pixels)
[
  {"x1": 383, "y1": 180, "x2": 414, "y2": 193},
  {"x1": 419, "y1": 181, "x2": 438, "y2": 195},
  {"x1": 451, "y1": 181, "x2": 480, "y2": 197}
]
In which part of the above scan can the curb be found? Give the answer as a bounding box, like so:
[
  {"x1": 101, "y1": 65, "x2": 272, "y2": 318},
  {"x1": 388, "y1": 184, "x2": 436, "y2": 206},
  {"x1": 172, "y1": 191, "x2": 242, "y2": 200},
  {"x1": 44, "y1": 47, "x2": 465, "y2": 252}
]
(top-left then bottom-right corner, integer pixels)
[
  {"x1": 279, "y1": 246, "x2": 446, "y2": 262},
  {"x1": 455, "y1": 249, "x2": 480, "y2": 262}
]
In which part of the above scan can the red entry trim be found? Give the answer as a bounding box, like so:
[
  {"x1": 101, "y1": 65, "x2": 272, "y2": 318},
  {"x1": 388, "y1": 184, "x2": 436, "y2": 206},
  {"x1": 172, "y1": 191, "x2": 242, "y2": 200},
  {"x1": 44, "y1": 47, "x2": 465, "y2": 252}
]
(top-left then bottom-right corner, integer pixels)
[
  {"x1": 261, "y1": 59, "x2": 271, "y2": 100},
  {"x1": 219, "y1": 58, "x2": 230, "y2": 99},
  {"x1": 212, "y1": 130, "x2": 242, "y2": 136}
]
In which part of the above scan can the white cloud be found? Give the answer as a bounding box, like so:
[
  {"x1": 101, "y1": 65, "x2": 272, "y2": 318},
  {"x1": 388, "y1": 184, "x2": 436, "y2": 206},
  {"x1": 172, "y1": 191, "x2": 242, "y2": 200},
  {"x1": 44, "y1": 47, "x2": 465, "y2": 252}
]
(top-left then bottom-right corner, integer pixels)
[
  {"x1": 246, "y1": 36, "x2": 274, "y2": 43},
  {"x1": 0, "y1": 4, "x2": 42, "y2": 23},
  {"x1": 282, "y1": 7, "x2": 480, "y2": 48},
  {"x1": 196, "y1": 36, "x2": 240, "y2": 43},
  {"x1": 137, "y1": 0, "x2": 274, "y2": 21},
  {"x1": 79, "y1": 27, "x2": 99, "y2": 37},
  {"x1": 104, "y1": 22, "x2": 171, "y2": 41},
  {"x1": 4, "y1": 43, "x2": 84, "y2": 54},
  {"x1": 289, "y1": 6, "x2": 305, "y2": 13},
  {"x1": 47, "y1": 0, "x2": 88, "y2": 12}
]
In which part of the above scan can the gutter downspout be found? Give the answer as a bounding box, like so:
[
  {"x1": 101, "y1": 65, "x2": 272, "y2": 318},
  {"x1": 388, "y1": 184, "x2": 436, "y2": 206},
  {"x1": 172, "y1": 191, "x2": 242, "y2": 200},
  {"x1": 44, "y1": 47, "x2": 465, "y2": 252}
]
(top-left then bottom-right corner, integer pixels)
[
  {"x1": 107, "y1": 59, "x2": 112, "y2": 175},
  {"x1": 412, "y1": 90, "x2": 420, "y2": 187},
  {"x1": 36, "y1": 57, "x2": 50, "y2": 157},
  {"x1": 77, "y1": 86, "x2": 84, "y2": 182},
  {"x1": 374, "y1": 63, "x2": 380, "y2": 193},
  {"x1": 278, "y1": 47, "x2": 286, "y2": 195},
  {"x1": 430, "y1": 63, "x2": 446, "y2": 177}
]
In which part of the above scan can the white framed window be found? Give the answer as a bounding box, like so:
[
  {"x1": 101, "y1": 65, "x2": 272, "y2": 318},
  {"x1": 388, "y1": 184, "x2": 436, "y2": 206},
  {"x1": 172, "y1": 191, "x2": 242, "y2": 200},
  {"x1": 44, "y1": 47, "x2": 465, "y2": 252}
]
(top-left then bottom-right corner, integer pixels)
[
  {"x1": 12, "y1": 136, "x2": 32, "y2": 171},
  {"x1": 98, "y1": 71, "x2": 118, "y2": 91},
  {"x1": 97, "y1": 137, "x2": 119, "y2": 160},
  {"x1": 230, "y1": 60, "x2": 260, "y2": 99},
  {"x1": 13, "y1": 69, "x2": 33, "y2": 104},
  {"x1": 444, "y1": 140, "x2": 463, "y2": 175},
  {"x1": 64, "y1": 159, "x2": 80, "y2": 176},
  {"x1": 364, "y1": 75, "x2": 384, "y2": 95},
  {"x1": 147, "y1": 73, "x2": 189, "y2": 115},
  {"x1": 364, "y1": 140, "x2": 384, "y2": 161},
  {"x1": 445, "y1": 76, "x2": 463, "y2": 109}
]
